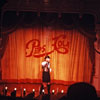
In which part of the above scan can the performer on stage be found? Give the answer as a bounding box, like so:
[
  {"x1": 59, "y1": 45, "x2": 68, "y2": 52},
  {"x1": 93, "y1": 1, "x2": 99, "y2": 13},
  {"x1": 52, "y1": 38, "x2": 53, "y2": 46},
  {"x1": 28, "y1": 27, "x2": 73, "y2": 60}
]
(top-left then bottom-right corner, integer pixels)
[{"x1": 40, "y1": 56, "x2": 51, "y2": 94}]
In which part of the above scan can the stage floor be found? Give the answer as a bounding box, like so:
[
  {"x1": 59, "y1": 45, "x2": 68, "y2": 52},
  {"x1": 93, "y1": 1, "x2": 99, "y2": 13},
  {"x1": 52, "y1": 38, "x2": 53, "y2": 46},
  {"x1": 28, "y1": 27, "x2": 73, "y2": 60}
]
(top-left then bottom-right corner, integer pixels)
[
  {"x1": 0, "y1": 79, "x2": 74, "y2": 97},
  {"x1": 0, "y1": 93, "x2": 67, "y2": 100},
  {"x1": 0, "y1": 93, "x2": 100, "y2": 100},
  {"x1": 0, "y1": 79, "x2": 100, "y2": 98}
]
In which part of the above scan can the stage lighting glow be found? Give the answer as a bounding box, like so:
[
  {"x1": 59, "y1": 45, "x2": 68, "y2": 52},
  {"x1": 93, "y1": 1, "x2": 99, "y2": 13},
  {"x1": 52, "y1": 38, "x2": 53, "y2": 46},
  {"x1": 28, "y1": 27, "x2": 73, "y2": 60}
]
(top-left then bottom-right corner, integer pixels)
[
  {"x1": 23, "y1": 88, "x2": 26, "y2": 97},
  {"x1": 33, "y1": 89, "x2": 35, "y2": 92},
  {"x1": 14, "y1": 88, "x2": 17, "y2": 91},
  {"x1": 23, "y1": 88, "x2": 26, "y2": 91},
  {"x1": 4, "y1": 86, "x2": 8, "y2": 96},
  {"x1": 43, "y1": 0, "x2": 48, "y2": 3},
  {"x1": 5, "y1": 86, "x2": 8, "y2": 90},
  {"x1": 11, "y1": 88, "x2": 17, "y2": 97},
  {"x1": 42, "y1": 89, "x2": 44, "y2": 93},
  {"x1": 52, "y1": 90, "x2": 55, "y2": 94},
  {"x1": 61, "y1": 90, "x2": 64, "y2": 93}
]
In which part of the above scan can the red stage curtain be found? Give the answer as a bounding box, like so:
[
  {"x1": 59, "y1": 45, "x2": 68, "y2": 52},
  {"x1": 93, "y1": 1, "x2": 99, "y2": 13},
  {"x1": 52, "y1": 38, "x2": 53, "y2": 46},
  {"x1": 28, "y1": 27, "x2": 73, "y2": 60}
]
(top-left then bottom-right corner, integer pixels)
[{"x1": 1, "y1": 26, "x2": 93, "y2": 83}]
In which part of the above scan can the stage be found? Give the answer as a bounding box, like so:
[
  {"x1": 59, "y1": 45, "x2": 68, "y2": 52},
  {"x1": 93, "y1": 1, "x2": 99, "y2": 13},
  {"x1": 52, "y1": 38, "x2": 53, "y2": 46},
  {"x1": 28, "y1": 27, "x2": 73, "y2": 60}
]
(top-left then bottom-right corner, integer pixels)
[
  {"x1": 0, "y1": 93, "x2": 66, "y2": 100},
  {"x1": 0, "y1": 92, "x2": 100, "y2": 100},
  {"x1": 0, "y1": 7, "x2": 99, "y2": 100},
  {"x1": 0, "y1": 79, "x2": 74, "y2": 97},
  {"x1": 0, "y1": 79, "x2": 100, "y2": 100}
]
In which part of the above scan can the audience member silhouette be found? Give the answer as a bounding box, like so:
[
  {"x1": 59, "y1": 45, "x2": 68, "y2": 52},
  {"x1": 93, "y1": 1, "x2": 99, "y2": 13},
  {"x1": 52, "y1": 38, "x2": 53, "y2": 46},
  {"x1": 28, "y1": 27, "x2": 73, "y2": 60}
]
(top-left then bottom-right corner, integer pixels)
[
  {"x1": 59, "y1": 82, "x2": 98, "y2": 100},
  {"x1": 67, "y1": 82, "x2": 98, "y2": 100},
  {"x1": 42, "y1": 94, "x2": 50, "y2": 100}
]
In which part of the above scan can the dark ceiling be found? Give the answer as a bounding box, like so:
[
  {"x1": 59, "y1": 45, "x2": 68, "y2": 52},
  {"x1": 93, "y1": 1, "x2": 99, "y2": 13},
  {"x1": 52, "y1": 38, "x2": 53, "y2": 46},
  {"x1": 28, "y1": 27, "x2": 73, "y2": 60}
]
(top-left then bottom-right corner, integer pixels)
[
  {"x1": 0, "y1": 0, "x2": 100, "y2": 13},
  {"x1": 0, "y1": 0, "x2": 100, "y2": 32}
]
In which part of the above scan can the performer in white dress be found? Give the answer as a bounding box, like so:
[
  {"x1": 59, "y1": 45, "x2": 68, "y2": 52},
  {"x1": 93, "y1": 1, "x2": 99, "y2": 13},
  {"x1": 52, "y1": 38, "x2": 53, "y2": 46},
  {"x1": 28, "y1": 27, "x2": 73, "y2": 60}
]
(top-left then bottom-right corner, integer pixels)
[{"x1": 40, "y1": 56, "x2": 51, "y2": 94}]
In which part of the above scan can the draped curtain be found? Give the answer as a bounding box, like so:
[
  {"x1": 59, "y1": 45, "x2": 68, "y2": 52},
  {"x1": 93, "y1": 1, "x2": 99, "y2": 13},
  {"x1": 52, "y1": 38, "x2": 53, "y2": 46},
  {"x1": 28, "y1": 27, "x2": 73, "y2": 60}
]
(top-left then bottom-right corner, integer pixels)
[{"x1": 1, "y1": 25, "x2": 93, "y2": 83}]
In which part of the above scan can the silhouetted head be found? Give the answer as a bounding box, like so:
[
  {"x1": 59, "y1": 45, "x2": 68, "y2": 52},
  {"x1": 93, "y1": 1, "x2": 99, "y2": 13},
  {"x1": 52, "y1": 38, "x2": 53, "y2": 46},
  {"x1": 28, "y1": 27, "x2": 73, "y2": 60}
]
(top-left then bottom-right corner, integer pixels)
[
  {"x1": 67, "y1": 82, "x2": 98, "y2": 100},
  {"x1": 42, "y1": 94, "x2": 50, "y2": 100}
]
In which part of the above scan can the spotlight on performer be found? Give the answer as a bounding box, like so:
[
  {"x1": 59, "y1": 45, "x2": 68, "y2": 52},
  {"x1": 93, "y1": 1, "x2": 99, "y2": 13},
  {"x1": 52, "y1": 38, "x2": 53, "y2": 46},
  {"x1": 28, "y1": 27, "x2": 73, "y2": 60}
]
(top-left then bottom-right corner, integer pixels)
[
  {"x1": 4, "y1": 86, "x2": 8, "y2": 96},
  {"x1": 52, "y1": 90, "x2": 55, "y2": 94},
  {"x1": 61, "y1": 90, "x2": 64, "y2": 94},
  {"x1": 11, "y1": 88, "x2": 17, "y2": 97},
  {"x1": 23, "y1": 88, "x2": 26, "y2": 97}
]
